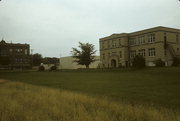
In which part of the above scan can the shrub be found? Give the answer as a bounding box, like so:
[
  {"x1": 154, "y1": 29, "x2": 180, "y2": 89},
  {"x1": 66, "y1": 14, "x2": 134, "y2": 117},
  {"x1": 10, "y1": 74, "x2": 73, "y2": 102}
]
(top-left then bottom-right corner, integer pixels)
[
  {"x1": 155, "y1": 59, "x2": 165, "y2": 67},
  {"x1": 172, "y1": 57, "x2": 180, "y2": 66},
  {"x1": 38, "y1": 66, "x2": 45, "y2": 71},
  {"x1": 50, "y1": 65, "x2": 57, "y2": 71},
  {"x1": 132, "y1": 55, "x2": 145, "y2": 68}
]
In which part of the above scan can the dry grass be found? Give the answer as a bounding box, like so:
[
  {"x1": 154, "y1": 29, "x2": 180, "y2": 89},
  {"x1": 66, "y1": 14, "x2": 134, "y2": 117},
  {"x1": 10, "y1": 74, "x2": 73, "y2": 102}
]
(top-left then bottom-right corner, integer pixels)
[
  {"x1": 0, "y1": 81, "x2": 179, "y2": 121},
  {"x1": 0, "y1": 79, "x2": 9, "y2": 83}
]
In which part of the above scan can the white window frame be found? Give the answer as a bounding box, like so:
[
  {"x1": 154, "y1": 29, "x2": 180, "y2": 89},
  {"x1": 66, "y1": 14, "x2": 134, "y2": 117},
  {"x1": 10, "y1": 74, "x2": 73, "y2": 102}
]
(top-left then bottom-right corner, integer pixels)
[
  {"x1": 139, "y1": 36, "x2": 145, "y2": 44},
  {"x1": 9, "y1": 49, "x2": 13, "y2": 52},
  {"x1": 112, "y1": 40, "x2": 116, "y2": 48},
  {"x1": 148, "y1": 34, "x2": 155, "y2": 43},
  {"x1": 119, "y1": 39, "x2": 121, "y2": 46},
  {"x1": 130, "y1": 50, "x2": 136, "y2": 58},
  {"x1": 108, "y1": 41, "x2": 110, "y2": 48},
  {"x1": 138, "y1": 49, "x2": 145, "y2": 57},
  {"x1": 119, "y1": 51, "x2": 122, "y2": 58},
  {"x1": 130, "y1": 38, "x2": 136, "y2": 45},
  {"x1": 103, "y1": 53, "x2": 105, "y2": 59},
  {"x1": 102, "y1": 41, "x2": 105, "y2": 49},
  {"x1": 148, "y1": 48, "x2": 156, "y2": 57}
]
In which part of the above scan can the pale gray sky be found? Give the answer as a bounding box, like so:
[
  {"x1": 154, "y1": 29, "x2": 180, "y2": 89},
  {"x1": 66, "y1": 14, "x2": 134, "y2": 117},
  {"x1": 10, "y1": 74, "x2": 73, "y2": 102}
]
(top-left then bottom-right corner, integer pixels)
[{"x1": 0, "y1": 0, "x2": 180, "y2": 57}]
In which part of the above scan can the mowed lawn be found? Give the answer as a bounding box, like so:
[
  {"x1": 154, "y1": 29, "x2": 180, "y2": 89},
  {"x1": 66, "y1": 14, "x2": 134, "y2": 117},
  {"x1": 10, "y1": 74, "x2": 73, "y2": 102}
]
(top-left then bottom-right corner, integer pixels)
[{"x1": 0, "y1": 67, "x2": 180, "y2": 111}]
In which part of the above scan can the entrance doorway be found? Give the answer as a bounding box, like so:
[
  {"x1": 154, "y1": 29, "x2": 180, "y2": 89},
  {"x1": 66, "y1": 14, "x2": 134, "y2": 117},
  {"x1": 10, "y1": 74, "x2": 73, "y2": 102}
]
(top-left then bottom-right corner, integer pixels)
[{"x1": 111, "y1": 59, "x2": 116, "y2": 68}]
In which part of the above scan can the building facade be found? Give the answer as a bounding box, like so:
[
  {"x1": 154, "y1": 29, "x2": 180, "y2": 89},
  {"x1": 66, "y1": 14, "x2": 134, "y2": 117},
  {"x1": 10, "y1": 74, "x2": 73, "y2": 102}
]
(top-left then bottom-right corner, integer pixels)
[
  {"x1": 0, "y1": 39, "x2": 31, "y2": 69},
  {"x1": 59, "y1": 56, "x2": 100, "y2": 69},
  {"x1": 99, "y1": 26, "x2": 180, "y2": 68}
]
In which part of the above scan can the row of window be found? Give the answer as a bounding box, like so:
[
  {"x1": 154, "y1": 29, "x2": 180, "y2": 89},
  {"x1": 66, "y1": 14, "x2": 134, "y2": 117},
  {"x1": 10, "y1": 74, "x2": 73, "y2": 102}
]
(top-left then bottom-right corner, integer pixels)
[
  {"x1": 176, "y1": 35, "x2": 179, "y2": 43},
  {"x1": 9, "y1": 49, "x2": 28, "y2": 55},
  {"x1": 130, "y1": 34, "x2": 155, "y2": 45},
  {"x1": 102, "y1": 47, "x2": 180, "y2": 61},
  {"x1": 130, "y1": 48, "x2": 156, "y2": 58},
  {"x1": 102, "y1": 48, "x2": 156, "y2": 60},
  {"x1": 102, "y1": 51, "x2": 123, "y2": 60},
  {"x1": 102, "y1": 39, "x2": 122, "y2": 49},
  {"x1": 14, "y1": 58, "x2": 29, "y2": 63},
  {"x1": 101, "y1": 34, "x2": 156, "y2": 49},
  {"x1": 165, "y1": 33, "x2": 180, "y2": 43},
  {"x1": 0, "y1": 49, "x2": 7, "y2": 56},
  {"x1": 101, "y1": 34, "x2": 180, "y2": 49}
]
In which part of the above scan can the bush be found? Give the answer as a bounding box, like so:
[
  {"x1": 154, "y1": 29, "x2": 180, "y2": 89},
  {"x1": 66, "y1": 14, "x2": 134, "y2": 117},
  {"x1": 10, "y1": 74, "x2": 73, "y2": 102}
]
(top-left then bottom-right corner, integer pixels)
[
  {"x1": 38, "y1": 66, "x2": 45, "y2": 71},
  {"x1": 155, "y1": 59, "x2": 165, "y2": 67},
  {"x1": 132, "y1": 55, "x2": 145, "y2": 68},
  {"x1": 172, "y1": 57, "x2": 180, "y2": 66},
  {"x1": 50, "y1": 65, "x2": 57, "y2": 71}
]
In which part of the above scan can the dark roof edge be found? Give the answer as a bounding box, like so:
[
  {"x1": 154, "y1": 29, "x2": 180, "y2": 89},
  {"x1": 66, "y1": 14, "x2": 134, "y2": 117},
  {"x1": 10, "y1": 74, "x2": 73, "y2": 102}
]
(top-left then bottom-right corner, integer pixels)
[
  {"x1": 130, "y1": 26, "x2": 180, "y2": 35},
  {"x1": 99, "y1": 26, "x2": 180, "y2": 41}
]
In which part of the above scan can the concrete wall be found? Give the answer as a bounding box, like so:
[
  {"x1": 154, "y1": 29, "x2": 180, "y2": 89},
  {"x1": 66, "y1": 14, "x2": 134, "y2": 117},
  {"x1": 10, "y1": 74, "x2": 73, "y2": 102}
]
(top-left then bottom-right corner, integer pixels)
[{"x1": 59, "y1": 56, "x2": 100, "y2": 69}]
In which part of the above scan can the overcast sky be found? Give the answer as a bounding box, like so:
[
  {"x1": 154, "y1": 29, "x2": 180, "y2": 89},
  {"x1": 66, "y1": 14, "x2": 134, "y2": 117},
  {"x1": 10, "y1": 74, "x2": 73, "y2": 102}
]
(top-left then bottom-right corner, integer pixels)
[{"x1": 0, "y1": 0, "x2": 180, "y2": 57}]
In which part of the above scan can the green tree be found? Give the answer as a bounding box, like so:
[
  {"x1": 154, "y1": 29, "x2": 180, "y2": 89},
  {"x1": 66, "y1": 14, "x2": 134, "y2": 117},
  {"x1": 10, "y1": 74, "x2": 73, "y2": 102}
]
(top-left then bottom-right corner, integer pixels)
[
  {"x1": 155, "y1": 59, "x2": 165, "y2": 67},
  {"x1": 132, "y1": 55, "x2": 145, "y2": 68},
  {"x1": 32, "y1": 53, "x2": 43, "y2": 66},
  {"x1": 0, "y1": 56, "x2": 10, "y2": 65},
  {"x1": 172, "y1": 57, "x2": 180, "y2": 66},
  {"x1": 71, "y1": 42, "x2": 96, "y2": 68}
]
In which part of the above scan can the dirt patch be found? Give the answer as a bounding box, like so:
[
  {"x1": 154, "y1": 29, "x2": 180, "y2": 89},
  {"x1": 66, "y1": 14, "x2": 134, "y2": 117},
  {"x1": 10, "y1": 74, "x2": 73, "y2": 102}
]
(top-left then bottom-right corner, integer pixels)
[{"x1": 0, "y1": 79, "x2": 9, "y2": 83}]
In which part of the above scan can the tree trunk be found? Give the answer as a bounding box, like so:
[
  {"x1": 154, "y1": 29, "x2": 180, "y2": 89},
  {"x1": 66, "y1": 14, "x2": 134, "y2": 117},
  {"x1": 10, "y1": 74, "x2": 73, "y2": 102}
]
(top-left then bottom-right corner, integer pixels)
[{"x1": 85, "y1": 65, "x2": 89, "y2": 69}]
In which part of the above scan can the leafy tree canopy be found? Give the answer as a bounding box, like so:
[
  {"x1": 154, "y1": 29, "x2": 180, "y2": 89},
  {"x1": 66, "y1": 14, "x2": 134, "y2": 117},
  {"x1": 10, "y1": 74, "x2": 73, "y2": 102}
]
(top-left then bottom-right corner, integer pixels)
[
  {"x1": 0, "y1": 56, "x2": 10, "y2": 65},
  {"x1": 132, "y1": 55, "x2": 145, "y2": 68},
  {"x1": 172, "y1": 57, "x2": 180, "y2": 66},
  {"x1": 71, "y1": 42, "x2": 96, "y2": 68},
  {"x1": 32, "y1": 53, "x2": 43, "y2": 66}
]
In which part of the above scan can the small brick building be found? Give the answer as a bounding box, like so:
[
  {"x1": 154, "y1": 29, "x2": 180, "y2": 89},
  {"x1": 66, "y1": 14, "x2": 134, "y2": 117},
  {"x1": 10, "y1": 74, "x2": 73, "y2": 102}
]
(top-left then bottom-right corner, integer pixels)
[{"x1": 0, "y1": 39, "x2": 31, "y2": 69}]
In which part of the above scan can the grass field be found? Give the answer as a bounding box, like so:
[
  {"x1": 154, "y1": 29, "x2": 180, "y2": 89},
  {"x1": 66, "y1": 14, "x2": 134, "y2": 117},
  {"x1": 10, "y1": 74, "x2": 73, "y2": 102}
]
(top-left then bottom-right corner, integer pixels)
[
  {"x1": 0, "y1": 81, "x2": 179, "y2": 121},
  {"x1": 0, "y1": 67, "x2": 180, "y2": 120}
]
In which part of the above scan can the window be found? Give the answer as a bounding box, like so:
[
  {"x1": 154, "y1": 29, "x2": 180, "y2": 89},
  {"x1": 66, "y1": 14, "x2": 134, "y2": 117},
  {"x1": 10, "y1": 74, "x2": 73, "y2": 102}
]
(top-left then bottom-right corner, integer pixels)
[
  {"x1": 15, "y1": 49, "x2": 23, "y2": 53},
  {"x1": 108, "y1": 53, "x2": 110, "y2": 57},
  {"x1": 103, "y1": 53, "x2": 105, "y2": 59},
  {"x1": 148, "y1": 48, "x2": 156, "y2": 57},
  {"x1": 9, "y1": 49, "x2": 13, "y2": 52},
  {"x1": 20, "y1": 58, "x2": 23, "y2": 62},
  {"x1": 148, "y1": 34, "x2": 155, "y2": 43},
  {"x1": 15, "y1": 58, "x2": 23, "y2": 63},
  {"x1": 25, "y1": 49, "x2": 28, "y2": 55},
  {"x1": 164, "y1": 33, "x2": 167, "y2": 49},
  {"x1": 119, "y1": 39, "x2": 121, "y2": 46},
  {"x1": 138, "y1": 36, "x2": 145, "y2": 44},
  {"x1": 15, "y1": 58, "x2": 18, "y2": 63},
  {"x1": 138, "y1": 49, "x2": 145, "y2": 57},
  {"x1": 112, "y1": 40, "x2": 116, "y2": 48},
  {"x1": 119, "y1": 51, "x2": 122, "y2": 58},
  {"x1": 130, "y1": 38, "x2": 136, "y2": 45},
  {"x1": 130, "y1": 50, "x2": 136, "y2": 58},
  {"x1": 176, "y1": 34, "x2": 179, "y2": 43},
  {"x1": 177, "y1": 48, "x2": 179, "y2": 56},
  {"x1": 112, "y1": 52, "x2": 117, "y2": 56},
  {"x1": 108, "y1": 41, "x2": 110, "y2": 48},
  {"x1": 0, "y1": 48, "x2": 7, "y2": 56}
]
